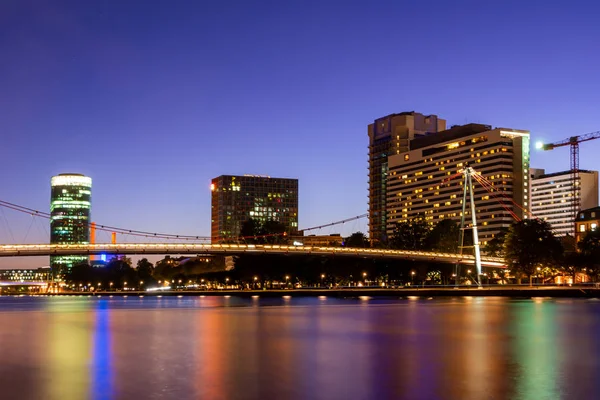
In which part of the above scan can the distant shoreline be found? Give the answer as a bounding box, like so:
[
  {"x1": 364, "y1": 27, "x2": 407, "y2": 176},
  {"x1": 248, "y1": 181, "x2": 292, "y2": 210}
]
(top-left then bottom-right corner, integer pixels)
[{"x1": 26, "y1": 287, "x2": 600, "y2": 298}]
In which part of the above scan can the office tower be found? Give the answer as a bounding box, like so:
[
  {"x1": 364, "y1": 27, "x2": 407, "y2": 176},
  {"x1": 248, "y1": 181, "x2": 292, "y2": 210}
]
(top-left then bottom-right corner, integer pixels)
[
  {"x1": 531, "y1": 169, "x2": 598, "y2": 236},
  {"x1": 368, "y1": 112, "x2": 446, "y2": 243},
  {"x1": 386, "y1": 123, "x2": 530, "y2": 245},
  {"x1": 211, "y1": 175, "x2": 298, "y2": 243},
  {"x1": 50, "y1": 173, "x2": 92, "y2": 275}
]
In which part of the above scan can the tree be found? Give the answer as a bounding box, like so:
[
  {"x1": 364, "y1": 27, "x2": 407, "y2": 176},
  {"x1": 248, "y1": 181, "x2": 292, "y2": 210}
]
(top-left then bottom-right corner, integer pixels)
[
  {"x1": 344, "y1": 232, "x2": 370, "y2": 248},
  {"x1": 504, "y1": 219, "x2": 562, "y2": 285},
  {"x1": 484, "y1": 228, "x2": 508, "y2": 257},
  {"x1": 425, "y1": 219, "x2": 459, "y2": 252},
  {"x1": 239, "y1": 219, "x2": 288, "y2": 244},
  {"x1": 136, "y1": 258, "x2": 154, "y2": 280},
  {"x1": 261, "y1": 220, "x2": 288, "y2": 244},
  {"x1": 390, "y1": 215, "x2": 430, "y2": 250},
  {"x1": 578, "y1": 229, "x2": 600, "y2": 282},
  {"x1": 240, "y1": 218, "x2": 262, "y2": 242}
]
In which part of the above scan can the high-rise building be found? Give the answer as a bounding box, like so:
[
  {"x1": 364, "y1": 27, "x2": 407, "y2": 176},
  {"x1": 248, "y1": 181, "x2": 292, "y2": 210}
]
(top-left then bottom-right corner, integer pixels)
[
  {"x1": 50, "y1": 173, "x2": 92, "y2": 275},
  {"x1": 386, "y1": 123, "x2": 530, "y2": 245},
  {"x1": 368, "y1": 112, "x2": 446, "y2": 243},
  {"x1": 211, "y1": 175, "x2": 298, "y2": 243},
  {"x1": 531, "y1": 169, "x2": 598, "y2": 236}
]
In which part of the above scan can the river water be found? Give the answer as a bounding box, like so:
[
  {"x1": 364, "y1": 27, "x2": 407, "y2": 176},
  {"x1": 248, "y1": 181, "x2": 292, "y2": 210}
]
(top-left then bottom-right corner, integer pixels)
[{"x1": 0, "y1": 295, "x2": 599, "y2": 400}]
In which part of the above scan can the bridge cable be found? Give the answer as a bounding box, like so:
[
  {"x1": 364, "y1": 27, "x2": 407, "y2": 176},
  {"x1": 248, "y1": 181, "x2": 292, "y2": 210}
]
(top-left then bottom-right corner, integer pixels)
[{"x1": 0, "y1": 199, "x2": 368, "y2": 243}]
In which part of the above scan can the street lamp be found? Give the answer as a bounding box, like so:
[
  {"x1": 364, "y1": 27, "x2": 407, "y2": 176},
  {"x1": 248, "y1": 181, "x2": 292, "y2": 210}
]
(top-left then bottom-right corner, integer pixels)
[
  {"x1": 411, "y1": 271, "x2": 415, "y2": 284},
  {"x1": 109, "y1": 282, "x2": 113, "y2": 290},
  {"x1": 321, "y1": 274, "x2": 325, "y2": 287}
]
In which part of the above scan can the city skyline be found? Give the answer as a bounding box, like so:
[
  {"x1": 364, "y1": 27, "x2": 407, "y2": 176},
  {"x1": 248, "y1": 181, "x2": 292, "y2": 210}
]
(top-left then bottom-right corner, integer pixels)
[{"x1": 2, "y1": 1, "x2": 600, "y2": 268}]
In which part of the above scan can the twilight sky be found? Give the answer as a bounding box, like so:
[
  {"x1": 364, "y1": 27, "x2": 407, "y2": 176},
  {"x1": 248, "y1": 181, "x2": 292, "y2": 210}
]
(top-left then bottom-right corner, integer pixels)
[{"x1": 1, "y1": 0, "x2": 600, "y2": 268}]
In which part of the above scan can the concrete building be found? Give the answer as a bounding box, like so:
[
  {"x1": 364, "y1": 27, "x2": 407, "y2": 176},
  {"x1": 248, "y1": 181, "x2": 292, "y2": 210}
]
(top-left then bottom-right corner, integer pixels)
[
  {"x1": 368, "y1": 112, "x2": 446, "y2": 243},
  {"x1": 575, "y1": 206, "x2": 600, "y2": 242},
  {"x1": 211, "y1": 175, "x2": 298, "y2": 243},
  {"x1": 531, "y1": 169, "x2": 598, "y2": 236},
  {"x1": 386, "y1": 123, "x2": 530, "y2": 245},
  {"x1": 50, "y1": 173, "x2": 92, "y2": 275}
]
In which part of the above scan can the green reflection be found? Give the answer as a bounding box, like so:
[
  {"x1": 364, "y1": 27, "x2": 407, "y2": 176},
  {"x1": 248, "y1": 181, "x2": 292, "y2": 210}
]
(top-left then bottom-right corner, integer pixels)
[{"x1": 512, "y1": 299, "x2": 558, "y2": 399}]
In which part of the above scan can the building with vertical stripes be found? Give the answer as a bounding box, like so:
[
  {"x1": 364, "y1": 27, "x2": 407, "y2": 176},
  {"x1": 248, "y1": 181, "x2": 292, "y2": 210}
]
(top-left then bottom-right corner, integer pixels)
[{"x1": 368, "y1": 112, "x2": 446, "y2": 243}]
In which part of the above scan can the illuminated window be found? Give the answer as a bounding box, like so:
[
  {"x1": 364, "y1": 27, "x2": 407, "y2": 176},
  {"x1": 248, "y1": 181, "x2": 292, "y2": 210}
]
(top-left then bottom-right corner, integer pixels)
[
  {"x1": 592, "y1": 223, "x2": 598, "y2": 231},
  {"x1": 580, "y1": 225, "x2": 586, "y2": 232}
]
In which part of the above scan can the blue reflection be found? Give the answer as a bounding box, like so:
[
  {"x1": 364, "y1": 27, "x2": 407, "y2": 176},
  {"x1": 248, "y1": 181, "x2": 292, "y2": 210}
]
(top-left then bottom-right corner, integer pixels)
[{"x1": 92, "y1": 300, "x2": 114, "y2": 400}]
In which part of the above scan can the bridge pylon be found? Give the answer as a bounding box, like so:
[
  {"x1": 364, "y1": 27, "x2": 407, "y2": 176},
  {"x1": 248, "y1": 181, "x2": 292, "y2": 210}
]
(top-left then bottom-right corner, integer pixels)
[{"x1": 455, "y1": 167, "x2": 482, "y2": 287}]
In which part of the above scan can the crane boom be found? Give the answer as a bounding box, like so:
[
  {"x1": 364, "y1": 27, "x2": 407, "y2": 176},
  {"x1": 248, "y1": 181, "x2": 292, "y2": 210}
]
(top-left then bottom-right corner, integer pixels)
[
  {"x1": 541, "y1": 130, "x2": 600, "y2": 150},
  {"x1": 538, "y1": 130, "x2": 600, "y2": 223}
]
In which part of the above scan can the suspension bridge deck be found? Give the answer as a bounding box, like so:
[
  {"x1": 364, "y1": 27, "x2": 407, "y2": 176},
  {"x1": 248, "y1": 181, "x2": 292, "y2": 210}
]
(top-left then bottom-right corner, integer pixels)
[{"x1": 0, "y1": 243, "x2": 506, "y2": 268}]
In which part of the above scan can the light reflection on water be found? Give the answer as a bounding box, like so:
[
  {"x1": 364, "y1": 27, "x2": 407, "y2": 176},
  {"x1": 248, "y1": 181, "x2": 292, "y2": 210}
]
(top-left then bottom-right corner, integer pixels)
[{"x1": 0, "y1": 296, "x2": 599, "y2": 400}]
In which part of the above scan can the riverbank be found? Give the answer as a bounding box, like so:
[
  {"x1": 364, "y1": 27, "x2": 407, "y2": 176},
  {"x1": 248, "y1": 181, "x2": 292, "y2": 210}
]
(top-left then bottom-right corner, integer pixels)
[{"x1": 36, "y1": 286, "x2": 600, "y2": 298}]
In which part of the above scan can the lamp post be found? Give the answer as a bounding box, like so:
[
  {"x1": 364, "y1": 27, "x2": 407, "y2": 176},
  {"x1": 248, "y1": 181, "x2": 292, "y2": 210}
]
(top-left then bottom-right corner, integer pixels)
[
  {"x1": 411, "y1": 271, "x2": 415, "y2": 285},
  {"x1": 363, "y1": 272, "x2": 367, "y2": 286},
  {"x1": 109, "y1": 282, "x2": 113, "y2": 291},
  {"x1": 321, "y1": 274, "x2": 325, "y2": 288},
  {"x1": 285, "y1": 275, "x2": 290, "y2": 288}
]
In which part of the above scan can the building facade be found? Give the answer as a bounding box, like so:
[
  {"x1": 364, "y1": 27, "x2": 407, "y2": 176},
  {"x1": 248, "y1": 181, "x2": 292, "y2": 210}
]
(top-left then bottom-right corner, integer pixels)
[
  {"x1": 50, "y1": 173, "x2": 92, "y2": 275},
  {"x1": 211, "y1": 175, "x2": 298, "y2": 243},
  {"x1": 0, "y1": 267, "x2": 51, "y2": 282},
  {"x1": 386, "y1": 124, "x2": 530, "y2": 245},
  {"x1": 575, "y1": 206, "x2": 600, "y2": 242},
  {"x1": 368, "y1": 112, "x2": 446, "y2": 243},
  {"x1": 531, "y1": 169, "x2": 598, "y2": 236}
]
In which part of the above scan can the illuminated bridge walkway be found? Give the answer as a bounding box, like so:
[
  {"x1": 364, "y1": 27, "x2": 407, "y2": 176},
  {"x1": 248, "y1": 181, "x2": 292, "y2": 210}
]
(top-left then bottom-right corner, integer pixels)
[{"x1": 0, "y1": 243, "x2": 507, "y2": 268}]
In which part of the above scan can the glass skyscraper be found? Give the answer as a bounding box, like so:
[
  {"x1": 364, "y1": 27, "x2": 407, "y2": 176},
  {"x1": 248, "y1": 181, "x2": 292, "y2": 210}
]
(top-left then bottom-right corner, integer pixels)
[
  {"x1": 211, "y1": 175, "x2": 298, "y2": 243},
  {"x1": 50, "y1": 173, "x2": 92, "y2": 275}
]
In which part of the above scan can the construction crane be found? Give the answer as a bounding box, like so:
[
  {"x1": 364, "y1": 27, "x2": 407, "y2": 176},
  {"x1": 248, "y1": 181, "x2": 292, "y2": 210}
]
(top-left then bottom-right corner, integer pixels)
[{"x1": 536, "y1": 130, "x2": 600, "y2": 218}]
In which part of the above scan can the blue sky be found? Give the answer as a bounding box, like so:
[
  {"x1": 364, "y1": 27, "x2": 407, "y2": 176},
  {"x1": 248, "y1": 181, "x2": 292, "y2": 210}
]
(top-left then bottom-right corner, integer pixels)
[{"x1": 1, "y1": 0, "x2": 599, "y2": 268}]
